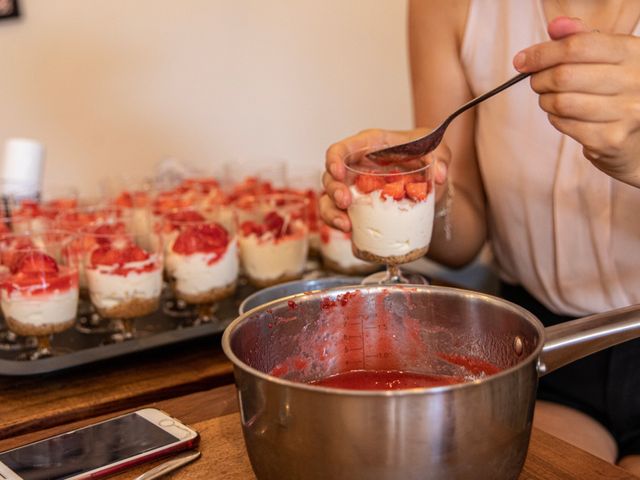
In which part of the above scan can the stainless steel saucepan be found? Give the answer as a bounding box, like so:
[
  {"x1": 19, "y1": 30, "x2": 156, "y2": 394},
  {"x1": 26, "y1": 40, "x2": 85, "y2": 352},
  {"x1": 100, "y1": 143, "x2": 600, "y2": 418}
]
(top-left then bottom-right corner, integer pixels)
[{"x1": 222, "y1": 285, "x2": 640, "y2": 480}]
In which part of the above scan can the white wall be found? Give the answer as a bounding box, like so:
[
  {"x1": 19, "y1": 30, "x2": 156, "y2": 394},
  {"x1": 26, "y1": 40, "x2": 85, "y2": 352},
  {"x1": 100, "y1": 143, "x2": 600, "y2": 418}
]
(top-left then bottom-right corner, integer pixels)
[{"x1": 0, "y1": 0, "x2": 412, "y2": 195}]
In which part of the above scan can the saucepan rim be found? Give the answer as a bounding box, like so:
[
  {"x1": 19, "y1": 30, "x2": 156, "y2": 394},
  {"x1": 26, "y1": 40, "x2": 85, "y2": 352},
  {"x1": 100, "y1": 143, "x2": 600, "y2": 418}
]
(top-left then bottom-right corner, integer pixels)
[
  {"x1": 222, "y1": 284, "x2": 546, "y2": 396},
  {"x1": 237, "y1": 275, "x2": 364, "y2": 315}
]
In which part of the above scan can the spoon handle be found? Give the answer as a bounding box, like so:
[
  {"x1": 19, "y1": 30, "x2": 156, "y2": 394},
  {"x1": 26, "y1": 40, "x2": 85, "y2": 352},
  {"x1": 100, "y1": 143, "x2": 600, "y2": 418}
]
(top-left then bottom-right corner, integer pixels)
[
  {"x1": 444, "y1": 72, "x2": 531, "y2": 127},
  {"x1": 367, "y1": 72, "x2": 531, "y2": 159}
]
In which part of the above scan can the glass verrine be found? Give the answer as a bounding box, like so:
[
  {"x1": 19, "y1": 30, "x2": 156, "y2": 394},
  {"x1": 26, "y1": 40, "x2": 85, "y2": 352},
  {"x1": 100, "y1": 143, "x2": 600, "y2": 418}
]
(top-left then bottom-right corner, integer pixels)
[
  {"x1": 163, "y1": 206, "x2": 238, "y2": 323},
  {"x1": 285, "y1": 170, "x2": 322, "y2": 256},
  {"x1": 56, "y1": 206, "x2": 136, "y2": 334},
  {"x1": 235, "y1": 193, "x2": 309, "y2": 288},
  {"x1": 319, "y1": 222, "x2": 380, "y2": 276},
  {"x1": 84, "y1": 228, "x2": 163, "y2": 341},
  {"x1": 0, "y1": 231, "x2": 79, "y2": 359},
  {"x1": 344, "y1": 146, "x2": 435, "y2": 284}
]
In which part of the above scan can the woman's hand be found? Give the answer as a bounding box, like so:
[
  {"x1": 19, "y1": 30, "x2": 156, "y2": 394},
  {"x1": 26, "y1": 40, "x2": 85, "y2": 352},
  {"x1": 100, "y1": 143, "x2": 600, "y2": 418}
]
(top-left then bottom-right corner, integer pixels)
[
  {"x1": 320, "y1": 128, "x2": 451, "y2": 232},
  {"x1": 514, "y1": 16, "x2": 640, "y2": 187}
]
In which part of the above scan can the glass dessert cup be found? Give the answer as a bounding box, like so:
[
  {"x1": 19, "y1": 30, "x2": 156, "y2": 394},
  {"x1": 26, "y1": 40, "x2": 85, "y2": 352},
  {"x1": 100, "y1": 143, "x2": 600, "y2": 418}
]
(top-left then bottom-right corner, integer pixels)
[
  {"x1": 0, "y1": 231, "x2": 80, "y2": 359},
  {"x1": 235, "y1": 193, "x2": 310, "y2": 288},
  {"x1": 319, "y1": 223, "x2": 381, "y2": 276},
  {"x1": 344, "y1": 146, "x2": 435, "y2": 284},
  {"x1": 161, "y1": 206, "x2": 239, "y2": 325},
  {"x1": 84, "y1": 229, "x2": 163, "y2": 342},
  {"x1": 284, "y1": 170, "x2": 323, "y2": 257},
  {"x1": 0, "y1": 218, "x2": 37, "y2": 351},
  {"x1": 57, "y1": 209, "x2": 138, "y2": 335}
]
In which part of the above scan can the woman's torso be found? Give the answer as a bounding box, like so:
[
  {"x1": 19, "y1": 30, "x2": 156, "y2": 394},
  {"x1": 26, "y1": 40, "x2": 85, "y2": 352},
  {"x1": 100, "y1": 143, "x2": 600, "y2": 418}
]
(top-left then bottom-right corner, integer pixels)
[{"x1": 460, "y1": 0, "x2": 640, "y2": 315}]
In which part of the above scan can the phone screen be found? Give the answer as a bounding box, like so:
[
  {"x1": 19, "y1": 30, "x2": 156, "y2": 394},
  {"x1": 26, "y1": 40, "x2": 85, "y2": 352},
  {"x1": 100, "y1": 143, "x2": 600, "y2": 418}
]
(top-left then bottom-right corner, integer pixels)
[{"x1": 0, "y1": 413, "x2": 180, "y2": 479}]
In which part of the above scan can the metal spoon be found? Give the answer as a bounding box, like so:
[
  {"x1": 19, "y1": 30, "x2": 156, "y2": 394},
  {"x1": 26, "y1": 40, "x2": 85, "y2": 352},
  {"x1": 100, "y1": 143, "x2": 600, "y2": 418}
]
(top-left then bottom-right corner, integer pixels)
[
  {"x1": 367, "y1": 72, "x2": 530, "y2": 160},
  {"x1": 134, "y1": 450, "x2": 201, "y2": 480}
]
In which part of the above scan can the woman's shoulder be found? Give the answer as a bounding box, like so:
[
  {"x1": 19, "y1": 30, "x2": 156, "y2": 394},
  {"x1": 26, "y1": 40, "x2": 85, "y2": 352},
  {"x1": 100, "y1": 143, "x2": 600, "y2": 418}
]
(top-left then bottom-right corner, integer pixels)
[{"x1": 411, "y1": 0, "x2": 471, "y2": 44}]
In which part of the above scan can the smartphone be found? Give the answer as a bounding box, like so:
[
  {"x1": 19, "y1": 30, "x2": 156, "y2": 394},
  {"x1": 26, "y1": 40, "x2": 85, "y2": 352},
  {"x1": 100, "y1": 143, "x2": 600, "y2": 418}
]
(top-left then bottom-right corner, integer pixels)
[{"x1": 0, "y1": 408, "x2": 199, "y2": 480}]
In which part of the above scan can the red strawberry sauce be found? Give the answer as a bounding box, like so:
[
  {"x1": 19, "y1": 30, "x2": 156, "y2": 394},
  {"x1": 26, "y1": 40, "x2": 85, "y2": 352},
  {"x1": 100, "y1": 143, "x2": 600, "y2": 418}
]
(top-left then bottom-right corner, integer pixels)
[
  {"x1": 1, "y1": 252, "x2": 77, "y2": 296},
  {"x1": 172, "y1": 223, "x2": 230, "y2": 264},
  {"x1": 309, "y1": 370, "x2": 464, "y2": 390},
  {"x1": 354, "y1": 173, "x2": 432, "y2": 201},
  {"x1": 240, "y1": 211, "x2": 304, "y2": 243},
  {"x1": 90, "y1": 242, "x2": 158, "y2": 276}
]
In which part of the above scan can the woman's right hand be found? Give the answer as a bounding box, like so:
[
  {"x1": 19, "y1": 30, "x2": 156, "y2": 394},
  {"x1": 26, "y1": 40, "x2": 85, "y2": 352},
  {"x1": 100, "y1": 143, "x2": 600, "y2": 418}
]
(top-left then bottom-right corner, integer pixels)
[{"x1": 320, "y1": 127, "x2": 451, "y2": 232}]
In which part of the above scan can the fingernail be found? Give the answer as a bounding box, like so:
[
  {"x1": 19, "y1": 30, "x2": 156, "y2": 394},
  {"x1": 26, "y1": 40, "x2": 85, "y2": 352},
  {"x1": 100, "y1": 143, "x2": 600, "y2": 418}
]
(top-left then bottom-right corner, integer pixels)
[
  {"x1": 514, "y1": 51, "x2": 526, "y2": 70},
  {"x1": 436, "y1": 161, "x2": 448, "y2": 181},
  {"x1": 334, "y1": 189, "x2": 344, "y2": 206}
]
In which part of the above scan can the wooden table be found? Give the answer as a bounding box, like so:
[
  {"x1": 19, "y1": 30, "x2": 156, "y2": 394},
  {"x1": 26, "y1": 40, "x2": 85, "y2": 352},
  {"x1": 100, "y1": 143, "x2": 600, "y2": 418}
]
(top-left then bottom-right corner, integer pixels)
[
  {"x1": 0, "y1": 384, "x2": 636, "y2": 479},
  {"x1": 0, "y1": 336, "x2": 233, "y2": 440}
]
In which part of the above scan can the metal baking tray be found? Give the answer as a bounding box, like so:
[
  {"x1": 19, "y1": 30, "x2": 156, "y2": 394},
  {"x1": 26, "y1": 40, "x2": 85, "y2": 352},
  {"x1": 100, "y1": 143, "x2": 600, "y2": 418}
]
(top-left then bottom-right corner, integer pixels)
[
  {"x1": 0, "y1": 282, "x2": 251, "y2": 376},
  {"x1": 0, "y1": 259, "x2": 368, "y2": 376}
]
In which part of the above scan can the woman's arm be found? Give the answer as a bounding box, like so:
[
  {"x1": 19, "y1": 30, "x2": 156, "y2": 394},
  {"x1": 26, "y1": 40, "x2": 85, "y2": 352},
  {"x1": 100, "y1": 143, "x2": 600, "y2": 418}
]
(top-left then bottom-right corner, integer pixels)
[
  {"x1": 320, "y1": 0, "x2": 488, "y2": 269},
  {"x1": 409, "y1": 0, "x2": 487, "y2": 267}
]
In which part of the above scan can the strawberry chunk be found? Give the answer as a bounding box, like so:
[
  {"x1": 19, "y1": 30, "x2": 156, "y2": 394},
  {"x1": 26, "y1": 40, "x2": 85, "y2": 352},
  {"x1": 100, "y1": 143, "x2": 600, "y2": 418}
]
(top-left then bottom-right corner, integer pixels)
[
  {"x1": 173, "y1": 224, "x2": 229, "y2": 255},
  {"x1": 381, "y1": 181, "x2": 405, "y2": 200},
  {"x1": 405, "y1": 182, "x2": 428, "y2": 201},
  {"x1": 165, "y1": 210, "x2": 205, "y2": 224},
  {"x1": 240, "y1": 221, "x2": 265, "y2": 237},
  {"x1": 11, "y1": 251, "x2": 59, "y2": 275},
  {"x1": 91, "y1": 243, "x2": 150, "y2": 267},
  {"x1": 355, "y1": 175, "x2": 385, "y2": 194},
  {"x1": 92, "y1": 222, "x2": 127, "y2": 236},
  {"x1": 264, "y1": 212, "x2": 285, "y2": 236}
]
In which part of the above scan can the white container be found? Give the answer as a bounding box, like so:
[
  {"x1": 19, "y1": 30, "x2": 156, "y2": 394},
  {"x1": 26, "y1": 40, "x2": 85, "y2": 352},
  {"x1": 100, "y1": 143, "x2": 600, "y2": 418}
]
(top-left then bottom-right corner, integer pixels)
[{"x1": 1, "y1": 138, "x2": 45, "y2": 198}]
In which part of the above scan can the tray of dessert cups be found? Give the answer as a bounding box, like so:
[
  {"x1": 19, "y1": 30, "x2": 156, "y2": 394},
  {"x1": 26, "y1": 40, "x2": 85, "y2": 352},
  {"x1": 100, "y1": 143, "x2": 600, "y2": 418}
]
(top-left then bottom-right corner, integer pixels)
[
  {"x1": 0, "y1": 175, "x2": 388, "y2": 376},
  {"x1": 0, "y1": 260, "x2": 368, "y2": 376}
]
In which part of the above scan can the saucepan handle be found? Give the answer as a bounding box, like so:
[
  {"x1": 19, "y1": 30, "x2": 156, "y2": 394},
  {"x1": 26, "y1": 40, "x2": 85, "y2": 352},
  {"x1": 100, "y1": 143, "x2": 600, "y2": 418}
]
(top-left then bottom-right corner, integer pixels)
[{"x1": 538, "y1": 304, "x2": 640, "y2": 376}]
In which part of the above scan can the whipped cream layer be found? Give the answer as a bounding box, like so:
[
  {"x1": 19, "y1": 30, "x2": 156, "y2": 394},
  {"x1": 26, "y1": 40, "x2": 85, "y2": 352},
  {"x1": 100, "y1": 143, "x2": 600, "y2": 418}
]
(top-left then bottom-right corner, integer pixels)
[
  {"x1": 238, "y1": 234, "x2": 308, "y2": 282},
  {"x1": 321, "y1": 227, "x2": 376, "y2": 270},
  {"x1": 165, "y1": 237, "x2": 239, "y2": 295},
  {"x1": 86, "y1": 256, "x2": 162, "y2": 310},
  {"x1": 1, "y1": 287, "x2": 79, "y2": 326},
  {"x1": 348, "y1": 186, "x2": 435, "y2": 258}
]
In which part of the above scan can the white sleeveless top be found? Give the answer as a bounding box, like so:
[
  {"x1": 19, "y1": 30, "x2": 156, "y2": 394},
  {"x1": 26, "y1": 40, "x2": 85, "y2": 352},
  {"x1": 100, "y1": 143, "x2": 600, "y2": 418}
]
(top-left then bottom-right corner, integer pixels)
[{"x1": 461, "y1": 0, "x2": 640, "y2": 316}]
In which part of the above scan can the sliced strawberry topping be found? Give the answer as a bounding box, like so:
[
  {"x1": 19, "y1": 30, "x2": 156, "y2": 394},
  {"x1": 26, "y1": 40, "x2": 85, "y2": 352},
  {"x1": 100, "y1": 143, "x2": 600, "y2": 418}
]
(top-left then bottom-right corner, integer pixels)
[
  {"x1": 14, "y1": 200, "x2": 41, "y2": 218},
  {"x1": 381, "y1": 181, "x2": 405, "y2": 200},
  {"x1": 114, "y1": 191, "x2": 134, "y2": 208},
  {"x1": 173, "y1": 224, "x2": 229, "y2": 255},
  {"x1": 91, "y1": 242, "x2": 150, "y2": 267},
  {"x1": 11, "y1": 251, "x2": 59, "y2": 275},
  {"x1": 0, "y1": 248, "x2": 79, "y2": 294},
  {"x1": 166, "y1": 210, "x2": 205, "y2": 224},
  {"x1": 92, "y1": 222, "x2": 127, "y2": 236},
  {"x1": 240, "y1": 212, "x2": 296, "y2": 240},
  {"x1": 264, "y1": 212, "x2": 285, "y2": 236},
  {"x1": 405, "y1": 182, "x2": 428, "y2": 201},
  {"x1": 355, "y1": 175, "x2": 385, "y2": 194},
  {"x1": 240, "y1": 221, "x2": 265, "y2": 237}
]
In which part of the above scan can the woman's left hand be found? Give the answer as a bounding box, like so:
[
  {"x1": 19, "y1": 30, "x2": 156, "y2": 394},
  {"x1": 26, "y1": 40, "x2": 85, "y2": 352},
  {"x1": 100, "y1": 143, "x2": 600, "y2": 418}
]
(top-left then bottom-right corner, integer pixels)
[{"x1": 514, "y1": 16, "x2": 640, "y2": 188}]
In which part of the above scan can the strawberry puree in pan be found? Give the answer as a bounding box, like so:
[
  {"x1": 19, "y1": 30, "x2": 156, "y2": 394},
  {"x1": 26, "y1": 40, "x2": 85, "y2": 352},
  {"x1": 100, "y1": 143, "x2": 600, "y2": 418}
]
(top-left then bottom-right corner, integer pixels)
[{"x1": 268, "y1": 289, "x2": 502, "y2": 390}]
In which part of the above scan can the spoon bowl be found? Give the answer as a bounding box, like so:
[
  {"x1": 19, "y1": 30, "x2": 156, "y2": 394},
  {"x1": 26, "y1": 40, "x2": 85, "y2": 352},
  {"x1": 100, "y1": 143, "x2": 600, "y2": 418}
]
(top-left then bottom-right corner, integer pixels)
[{"x1": 368, "y1": 72, "x2": 530, "y2": 160}]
